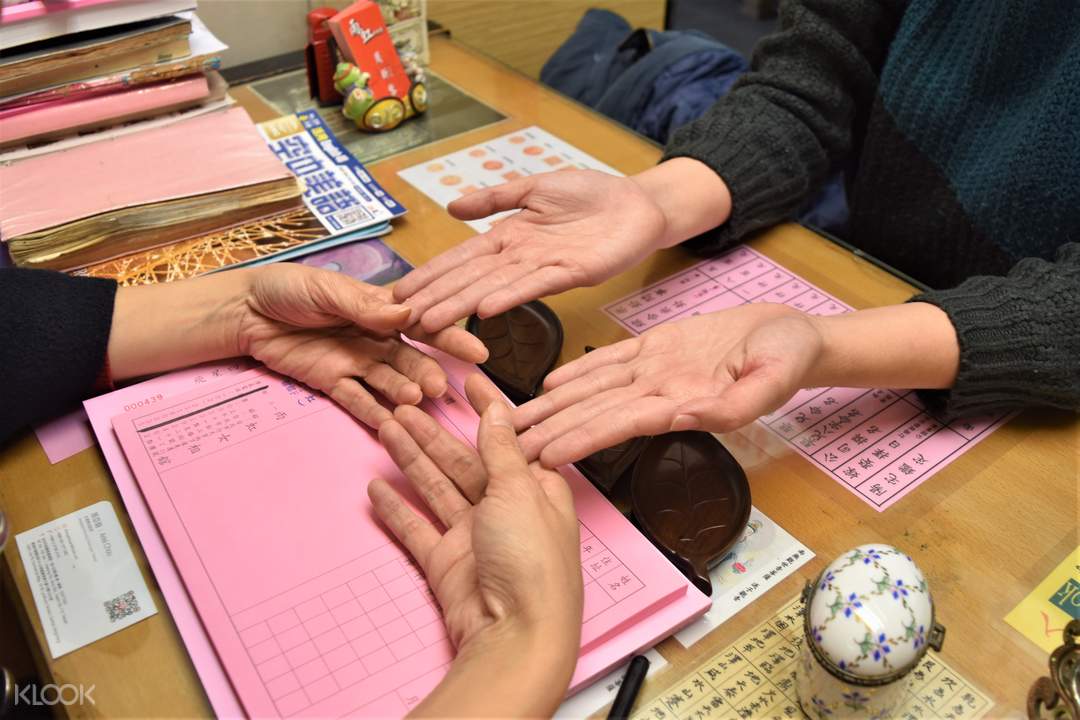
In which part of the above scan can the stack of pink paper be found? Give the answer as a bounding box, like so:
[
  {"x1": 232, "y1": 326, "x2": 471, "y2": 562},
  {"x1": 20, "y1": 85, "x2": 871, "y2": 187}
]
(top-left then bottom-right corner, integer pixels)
[
  {"x1": 88, "y1": 351, "x2": 710, "y2": 718},
  {"x1": 0, "y1": 74, "x2": 215, "y2": 147}
]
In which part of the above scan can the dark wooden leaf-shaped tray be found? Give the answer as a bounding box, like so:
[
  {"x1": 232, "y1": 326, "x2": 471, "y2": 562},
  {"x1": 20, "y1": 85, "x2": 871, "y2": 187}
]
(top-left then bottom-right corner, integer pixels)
[
  {"x1": 630, "y1": 431, "x2": 751, "y2": 596},
  {"x1": 466, "y1": 301, "x2": 563, "y2": 405},
  {"x1": 576, "y1": 436, "x2": 648, "y2": 511}
]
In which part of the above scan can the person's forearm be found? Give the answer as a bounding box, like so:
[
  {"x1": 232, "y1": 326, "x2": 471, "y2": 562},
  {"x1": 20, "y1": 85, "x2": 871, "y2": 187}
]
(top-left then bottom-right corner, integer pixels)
[
  {"x1": 107, "y1": 270, "x2": 252, "y2": 380},
  {"x1": 809, "y1": 302, "x2": 960, "y2": 390},
  {"x1": 411, "y1": 621, "x2": 578, "y2": 718},
  {"x1": 631, "y1": 158, "x2": 732, "y2": 249}
]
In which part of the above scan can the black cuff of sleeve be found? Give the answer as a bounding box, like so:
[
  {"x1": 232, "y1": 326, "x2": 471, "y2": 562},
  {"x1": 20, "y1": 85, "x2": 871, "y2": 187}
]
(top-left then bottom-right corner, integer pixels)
[
  {"x1": 0, "y1": 269, "x2": 118, "y2": 444},
  {"x1": 909, "y1": 255, "x2": 1080, "y2": 418},
  {"x1": 662, "y1": 96, "x2": 828, "y2": 255}
]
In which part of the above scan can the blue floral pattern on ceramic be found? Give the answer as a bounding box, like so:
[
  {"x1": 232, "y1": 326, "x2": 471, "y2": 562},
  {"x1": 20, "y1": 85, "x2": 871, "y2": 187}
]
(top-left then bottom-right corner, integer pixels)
[
  {"x1": 841, "y1": 689, "x2": 869, "y2": 711},
  {"x1": 797, "y1": 544, "x2": 938, "y2": 720},
  {"x1": 806, "y1": 544, "x2": 932, "y2": 678},
  {"x1": 812, "y1": 695, "x2": 832, "y2": 716}
]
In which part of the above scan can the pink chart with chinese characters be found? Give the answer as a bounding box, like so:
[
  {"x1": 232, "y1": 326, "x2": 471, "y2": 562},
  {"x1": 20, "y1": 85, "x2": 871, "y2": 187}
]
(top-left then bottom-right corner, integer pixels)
[
  {"x1": 108, "y1": 363, "x2": 708, "y2": 718},
  {"x1": 603, "y1": 245, "x2": 1010, "y2": 511}
]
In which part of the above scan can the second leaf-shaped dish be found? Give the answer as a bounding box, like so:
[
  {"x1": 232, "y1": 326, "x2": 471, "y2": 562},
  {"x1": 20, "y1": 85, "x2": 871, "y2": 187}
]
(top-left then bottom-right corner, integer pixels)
[{"x1": 630, "y1": 431, "x2": 751, "y2": 596}]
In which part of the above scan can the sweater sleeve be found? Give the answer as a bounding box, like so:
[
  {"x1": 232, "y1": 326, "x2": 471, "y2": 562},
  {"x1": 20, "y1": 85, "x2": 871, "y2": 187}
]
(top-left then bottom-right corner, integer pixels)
[
  {"x1": 0, "y1": 269, "x2": 118, "y2": 446},
  {"x1": 911, "y1": 243, "x2": 1080, "y2": 418},
  {"x1": 662, "y1": 0, "x2": 908, "y2": 253}
]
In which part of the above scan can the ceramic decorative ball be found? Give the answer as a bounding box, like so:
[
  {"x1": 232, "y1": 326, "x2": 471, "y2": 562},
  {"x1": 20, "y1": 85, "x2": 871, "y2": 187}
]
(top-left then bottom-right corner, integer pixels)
[{"x1": 796, "y1": 544, "x2": 945, "y2": 719}]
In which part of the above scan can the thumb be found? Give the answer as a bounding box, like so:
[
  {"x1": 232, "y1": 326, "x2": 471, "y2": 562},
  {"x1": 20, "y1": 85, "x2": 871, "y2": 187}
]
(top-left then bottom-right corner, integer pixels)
[
  {"x1": 448, "y1": 176, "x2": 537, "y2": 220},
  {"x1": 477, "y1": 401, "x2": 532, "y2": 492},
  {"x1": 671, "y1": 365, "x2": 796, "y2": 434}
]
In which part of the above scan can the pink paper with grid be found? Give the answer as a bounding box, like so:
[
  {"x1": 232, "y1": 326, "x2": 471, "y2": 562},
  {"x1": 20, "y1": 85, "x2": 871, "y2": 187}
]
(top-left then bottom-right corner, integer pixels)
[
  {"x1": 603, "y1": 245, "x2": 1010, "y2": 511},
  {"x1": 111, "y1": 362, "x2": 707, "y2": 718}
]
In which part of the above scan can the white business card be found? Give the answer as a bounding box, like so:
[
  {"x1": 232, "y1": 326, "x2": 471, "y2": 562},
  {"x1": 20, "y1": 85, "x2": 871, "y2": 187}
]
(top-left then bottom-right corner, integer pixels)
[
  {"x1": 674, "y1": 506, "x2": 814, "y2": 647},
  {"x1": 16, "y1": 501, "x2": 157, "y2": 658}
]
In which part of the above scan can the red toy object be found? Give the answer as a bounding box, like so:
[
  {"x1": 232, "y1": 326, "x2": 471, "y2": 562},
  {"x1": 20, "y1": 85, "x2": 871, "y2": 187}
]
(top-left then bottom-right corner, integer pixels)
[
  {"x1": 305, "y1": 7, "x2": 341, "y2": 105},
  {"x1": 327, "y1": 0, "x2": 410, "y2": 101}
]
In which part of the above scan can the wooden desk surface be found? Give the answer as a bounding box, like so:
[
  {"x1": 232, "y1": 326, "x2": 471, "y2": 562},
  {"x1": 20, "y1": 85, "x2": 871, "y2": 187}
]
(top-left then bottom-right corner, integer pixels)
[{"x1": 1, "y1": 35, "x2": 1075, "y2": 719}]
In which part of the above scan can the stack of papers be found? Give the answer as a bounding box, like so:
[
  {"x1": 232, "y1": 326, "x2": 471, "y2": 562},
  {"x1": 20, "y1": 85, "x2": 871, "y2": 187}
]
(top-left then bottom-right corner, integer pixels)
[
  {"x1": 0, "y1": 5, "x2": 228, "y2": 151},
  {"x1": 0, "y1": 0, "x2": 196, "y2": 50},
  {"x1": 88, "y1": 350, "x2": 710, "y2": 717},
  {"x1": 1, "y1": 15, "x2": 193, "y2": 97},
  {"x1": 0, "y1": 1, "x2": 406, "y2": 279}
]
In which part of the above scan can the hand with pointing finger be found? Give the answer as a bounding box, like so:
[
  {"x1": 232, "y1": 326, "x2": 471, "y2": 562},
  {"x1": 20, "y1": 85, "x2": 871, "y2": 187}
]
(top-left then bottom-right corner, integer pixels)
[
  {"x1": 106, "y1": 263, "x2": 489, "y2": 431},
  {"x1": 368, "y1": 374, "x2": 582, "y2": 717}
]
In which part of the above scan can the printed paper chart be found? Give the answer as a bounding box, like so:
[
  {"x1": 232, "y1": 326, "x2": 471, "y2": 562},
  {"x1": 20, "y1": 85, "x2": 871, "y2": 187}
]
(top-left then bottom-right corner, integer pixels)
[
  {"x1": 632, "y1": 595, "x2": 993, "y2": 720},
  {"x1": 398, "y1": 125, "x2": 622, "y2": 233},
  {"x1": 603, "y1": 245, "x2": 1010, "y2": 511}
]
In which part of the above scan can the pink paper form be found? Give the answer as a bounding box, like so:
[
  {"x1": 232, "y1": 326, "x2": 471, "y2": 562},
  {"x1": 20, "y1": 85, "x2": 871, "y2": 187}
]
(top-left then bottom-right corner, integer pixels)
[
  {"x1": 602, "y1": 245, "x2": 1011, "y2": 511},
  {"x1": 85, "y1": 357, "x2": 706, "y2": 717},
  {"x1": 84, "y1": 360, "x2": 256, "y2": 718},
  {"x1": 107, "y1": 363, "x2": 708, "y2": 718},
  {"x1": 37, "y1": 356, "x2": 253, "y2": 465}
]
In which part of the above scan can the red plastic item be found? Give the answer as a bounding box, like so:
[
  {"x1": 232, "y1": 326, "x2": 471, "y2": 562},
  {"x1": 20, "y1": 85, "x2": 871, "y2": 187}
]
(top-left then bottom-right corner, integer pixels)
[
  {"x1": 327, "y1": 0, "x2": 410, "y2": 100},
  {"x1": 305, "y1": 6, "x2": 341, "y2": 105}
]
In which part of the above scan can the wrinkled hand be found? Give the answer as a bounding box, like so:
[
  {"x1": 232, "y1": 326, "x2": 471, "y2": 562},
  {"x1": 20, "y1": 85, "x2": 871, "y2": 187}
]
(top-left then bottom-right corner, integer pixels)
[
  {"x1": 235, "y1": 264, "x2": 488, "y2": 428},
  {"x1": 393, "y1": 169, "x2": 668, "y2": 332},
  {"x1": 368, "y1": 374, "x2": 582, "y2": 657},
  {"x1": 515, "y1": 304, "x2": 827, "y2": 466}
]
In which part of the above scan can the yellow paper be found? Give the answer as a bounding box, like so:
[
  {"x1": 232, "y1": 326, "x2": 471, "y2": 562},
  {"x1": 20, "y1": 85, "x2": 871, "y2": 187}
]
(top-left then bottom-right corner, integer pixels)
[
  {"x1": 1005, "y1": 546, "x2": 1080, "y2": 653},
  {"x1": 633, "y1": 596, "x2": 993, "y2": 720}
]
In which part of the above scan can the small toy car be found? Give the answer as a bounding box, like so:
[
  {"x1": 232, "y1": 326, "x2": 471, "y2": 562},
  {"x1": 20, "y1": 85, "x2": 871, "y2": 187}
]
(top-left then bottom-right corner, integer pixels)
[{"x1": 333, "y1": 60, "x2": 427, "y2": 132}]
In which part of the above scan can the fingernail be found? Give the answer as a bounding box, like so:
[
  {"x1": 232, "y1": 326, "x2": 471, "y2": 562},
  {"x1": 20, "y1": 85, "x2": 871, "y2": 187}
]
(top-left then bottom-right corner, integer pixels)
[
  {"x1": 487, "y1": 402, "x2": 513, "y2": 428},
  {"x1": 401, "y1": 384, "x2": 423, "y2": 405},
  {"x1": 384, "y1": 304, "x2": 410, "y2": 314},
  {"x1": 672, "y1": 414, "x2": 700, "y2": 431},
  {"x1": 425, "y1": 377, "x2": 448, "y2": 398}
]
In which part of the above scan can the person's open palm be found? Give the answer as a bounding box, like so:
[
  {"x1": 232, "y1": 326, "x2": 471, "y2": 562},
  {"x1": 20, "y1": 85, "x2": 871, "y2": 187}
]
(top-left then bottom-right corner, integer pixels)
[
  {"x1": 367, "y1": 374, "x2": 583, "y2": 654},
  {"x1": 235, "y1": 264, "x2": 488, "y2": 428},
  {"x1": 393, "y1": 169, "x2": 668, "y2": 333},
  {"x1": 514, "y1": 304, "x2": 828, "y2": 466}
]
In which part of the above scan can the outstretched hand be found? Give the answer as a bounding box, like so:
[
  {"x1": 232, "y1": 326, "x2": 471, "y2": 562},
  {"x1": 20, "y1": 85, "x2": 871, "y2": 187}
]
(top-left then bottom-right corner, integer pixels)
[
  {"x1": 514, "y1": 304, "x2": 827, "y2": 466},
  {"x1": 237, "y1": 264, "x2": 488, "y2": 427},
  {"x1": 392, "y1": 169, "x2": 669, "y2": 332}
]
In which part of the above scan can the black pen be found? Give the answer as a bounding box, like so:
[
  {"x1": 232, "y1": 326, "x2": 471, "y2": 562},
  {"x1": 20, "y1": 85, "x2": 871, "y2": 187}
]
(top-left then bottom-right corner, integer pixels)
[{"x1": 607, "y1": 654, "x2": 650, "y2": 720}]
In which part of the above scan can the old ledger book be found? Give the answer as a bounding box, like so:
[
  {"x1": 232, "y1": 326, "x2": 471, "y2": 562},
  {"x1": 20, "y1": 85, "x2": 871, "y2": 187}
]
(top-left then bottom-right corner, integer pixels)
[
  {"x1": 0, "y1": 15, "x2": 192, "y2": 97},
  {"x1": 0, "y1": 106, "x2": 303, "y2": 270}
]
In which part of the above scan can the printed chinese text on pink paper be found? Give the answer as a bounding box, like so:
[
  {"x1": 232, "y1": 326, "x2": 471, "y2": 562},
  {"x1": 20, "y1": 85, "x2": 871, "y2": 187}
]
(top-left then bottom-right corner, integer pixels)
[{"x1": 602, "y1": 245, "x2": 1010, "y2": 511}]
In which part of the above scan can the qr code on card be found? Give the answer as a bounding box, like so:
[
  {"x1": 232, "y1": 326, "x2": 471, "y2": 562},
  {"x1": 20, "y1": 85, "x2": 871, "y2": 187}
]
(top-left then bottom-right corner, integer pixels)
[{"x1": 104, "y1": 590, "x2": 139, "y2": 623}]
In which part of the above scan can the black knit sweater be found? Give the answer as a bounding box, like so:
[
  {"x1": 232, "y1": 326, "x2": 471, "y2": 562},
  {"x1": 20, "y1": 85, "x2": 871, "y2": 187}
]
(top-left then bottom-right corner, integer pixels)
[{"x1": 664, "y1": 0, "x2": 1080, "y2": 418}]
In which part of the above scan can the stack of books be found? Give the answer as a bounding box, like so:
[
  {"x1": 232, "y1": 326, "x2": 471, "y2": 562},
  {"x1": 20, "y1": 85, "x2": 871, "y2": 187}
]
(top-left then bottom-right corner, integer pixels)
[
  {"x1": 0, "y1": 0, "x2": 406, "y2": 283},
  {"x1": 0, "y1": 0, "x2": 230, "y2": 150}
]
